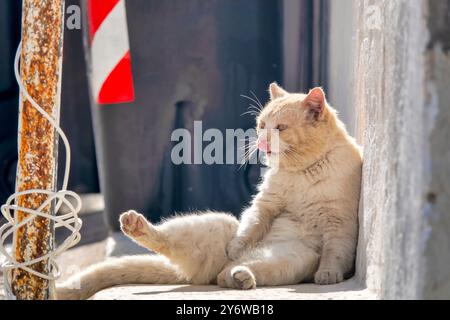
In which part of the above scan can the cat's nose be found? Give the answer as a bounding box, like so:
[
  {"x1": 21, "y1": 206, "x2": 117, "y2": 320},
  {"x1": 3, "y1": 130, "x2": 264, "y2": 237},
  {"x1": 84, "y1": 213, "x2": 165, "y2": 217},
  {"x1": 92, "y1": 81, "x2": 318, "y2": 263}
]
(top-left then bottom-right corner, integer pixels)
[{"x1": 258, "y1": 138, "x2": 270, "y2": 153}]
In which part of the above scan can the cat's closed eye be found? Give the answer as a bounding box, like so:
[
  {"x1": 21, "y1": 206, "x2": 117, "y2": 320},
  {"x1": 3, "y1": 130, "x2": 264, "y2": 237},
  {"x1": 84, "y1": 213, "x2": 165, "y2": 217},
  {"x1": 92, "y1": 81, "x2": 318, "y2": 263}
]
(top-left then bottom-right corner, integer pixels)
[
  {"x1": 276, "y1": 124, "x2": 288, "y2": 131},
  {"x1": 259, "y1": 121, "x2": 266, "y2": 129}
]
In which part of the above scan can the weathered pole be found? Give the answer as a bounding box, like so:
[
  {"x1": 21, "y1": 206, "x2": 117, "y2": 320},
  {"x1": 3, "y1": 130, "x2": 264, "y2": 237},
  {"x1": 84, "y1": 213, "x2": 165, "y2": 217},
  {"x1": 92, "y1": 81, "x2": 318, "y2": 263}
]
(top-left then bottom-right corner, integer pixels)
[{"x1": 11, "y1": 0, "x2": 65, "y2": 300}]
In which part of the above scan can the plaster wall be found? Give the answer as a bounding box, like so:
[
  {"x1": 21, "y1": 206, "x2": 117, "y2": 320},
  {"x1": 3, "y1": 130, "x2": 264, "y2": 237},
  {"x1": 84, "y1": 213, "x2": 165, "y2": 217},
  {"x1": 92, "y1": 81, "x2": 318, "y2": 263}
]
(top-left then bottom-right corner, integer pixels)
[{"x1": 352, "y1": 0, "x2": 450, "y2": 299}]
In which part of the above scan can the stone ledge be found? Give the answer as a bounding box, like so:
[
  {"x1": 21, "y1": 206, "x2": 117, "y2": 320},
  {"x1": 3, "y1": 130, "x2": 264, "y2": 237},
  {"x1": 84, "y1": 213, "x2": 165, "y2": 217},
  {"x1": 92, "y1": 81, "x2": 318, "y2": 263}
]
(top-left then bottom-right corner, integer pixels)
[
  {"x1": 91, "y1": 280, "x2": 374, "y2": 300},
  {"x1": 91, "y1": 234, "x2": 375, "y2": 300}
]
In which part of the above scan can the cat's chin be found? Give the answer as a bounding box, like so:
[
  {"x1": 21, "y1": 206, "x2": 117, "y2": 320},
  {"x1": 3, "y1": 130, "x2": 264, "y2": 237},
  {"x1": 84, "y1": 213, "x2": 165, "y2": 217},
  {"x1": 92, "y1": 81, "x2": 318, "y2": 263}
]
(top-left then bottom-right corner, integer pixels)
[{"x1": 264, "y1": 153, "x2": 284, "y2": 169}]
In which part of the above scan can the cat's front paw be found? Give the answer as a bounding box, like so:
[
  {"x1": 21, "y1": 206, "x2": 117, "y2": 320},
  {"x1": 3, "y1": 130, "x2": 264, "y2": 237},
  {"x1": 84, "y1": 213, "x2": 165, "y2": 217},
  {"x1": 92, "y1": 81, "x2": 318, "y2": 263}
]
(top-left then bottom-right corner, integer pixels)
[
  {"x1": 217, "y1": 266, "x2": 256, "y2": 290},
  {"x1": 231, "y1": 266, "x2": 256, "y2": 290},
  {"x1": 120, "y1": 210, "x2": 149, "y2": 238},
  {"x1": 314, "y1": 268, "x2": 344, "y2": 285},
  {"x1": 227, "y1": 237, "x2": 246, "y2": 261}
]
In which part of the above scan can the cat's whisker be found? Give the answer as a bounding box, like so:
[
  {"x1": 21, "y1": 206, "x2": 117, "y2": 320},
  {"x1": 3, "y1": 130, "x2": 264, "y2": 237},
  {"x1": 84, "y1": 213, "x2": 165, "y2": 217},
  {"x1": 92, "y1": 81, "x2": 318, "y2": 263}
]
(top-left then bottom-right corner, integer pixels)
[
  {"x1": 287, "y1": 147, "x2": 305, "y2": 159},
  {"x1": 248, "y1": 104, "x2": 261, "y2": 112},
  {"x1": 248, "y1": 104, "x2": 262, "y2": 114},
  {"x1": 238, "y1": 136, "x2": 258, "y2": 143},
  {"x1": 239, "y1": 143, "x2": 259, "y2": 169},
  {"x1": 242, "y1": 145, "x2": 258, "y2": 160},
  {"x1": 241, "y1": 94, "x2": 263, "y2": 112},
  {"x1": 239, "y1": 144, "x2": 253, "y2": 151},
  {"x1": 241, "y1": 110, "x2": 259, "y2": 117},
  {"x1": 282, "y1": 147, "x2": 306, "y2": 166},
  {"x1": 250, "y1": 91, "x2": 264, "y2": 110},
  {"x1": 237, "y1": 138, "x2": 257, "y2": 151},
  {"x1": 241, "y1": 102, "x2": 263, "y2": 117}
]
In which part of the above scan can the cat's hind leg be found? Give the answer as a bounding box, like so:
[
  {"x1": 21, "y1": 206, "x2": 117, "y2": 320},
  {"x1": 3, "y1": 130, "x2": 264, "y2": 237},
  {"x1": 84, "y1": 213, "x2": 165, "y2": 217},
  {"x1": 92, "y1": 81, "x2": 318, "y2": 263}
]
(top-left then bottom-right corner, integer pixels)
[
  {"x1": 120, "y1": 210, "x2": 238, "y2": 285},
  {"x1": 217, "y1": 241, "x2": 320, "y2": 289}
]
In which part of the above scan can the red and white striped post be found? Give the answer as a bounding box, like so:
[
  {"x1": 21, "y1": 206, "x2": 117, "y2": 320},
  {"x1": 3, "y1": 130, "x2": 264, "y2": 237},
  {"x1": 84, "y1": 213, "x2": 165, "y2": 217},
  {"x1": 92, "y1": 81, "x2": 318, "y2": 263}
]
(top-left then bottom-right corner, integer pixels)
[{"x1": 87, "y1": 0, "x2": 135, "y2": 105}]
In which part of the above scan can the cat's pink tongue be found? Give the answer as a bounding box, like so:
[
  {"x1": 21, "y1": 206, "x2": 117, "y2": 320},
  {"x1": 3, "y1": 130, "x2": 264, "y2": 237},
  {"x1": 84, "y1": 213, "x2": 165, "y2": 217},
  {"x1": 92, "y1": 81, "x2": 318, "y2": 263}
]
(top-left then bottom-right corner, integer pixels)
[{"x1": 258, "y1": 139, "x2": 270, "y2": 153}]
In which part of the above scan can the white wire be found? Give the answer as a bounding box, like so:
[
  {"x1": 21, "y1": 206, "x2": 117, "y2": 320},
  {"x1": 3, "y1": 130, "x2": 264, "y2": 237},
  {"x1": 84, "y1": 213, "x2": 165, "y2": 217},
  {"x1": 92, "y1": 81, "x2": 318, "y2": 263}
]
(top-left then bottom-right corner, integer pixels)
[{"x1": 0, "y1": 42, "x2": 83, "y2": 296}]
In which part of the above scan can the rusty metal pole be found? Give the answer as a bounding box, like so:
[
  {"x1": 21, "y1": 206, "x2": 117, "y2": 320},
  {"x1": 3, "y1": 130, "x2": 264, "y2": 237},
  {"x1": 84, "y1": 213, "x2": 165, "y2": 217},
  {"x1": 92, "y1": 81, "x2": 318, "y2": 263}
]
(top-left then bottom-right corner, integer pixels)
[{"x1": 10, "y1": 0, "x2": 65, "y2": 300}]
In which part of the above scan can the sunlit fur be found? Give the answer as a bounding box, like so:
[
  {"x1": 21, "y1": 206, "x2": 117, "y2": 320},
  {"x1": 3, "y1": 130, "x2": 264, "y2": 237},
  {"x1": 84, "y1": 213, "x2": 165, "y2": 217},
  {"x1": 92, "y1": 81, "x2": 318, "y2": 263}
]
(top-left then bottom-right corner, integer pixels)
[{"x1": 57, "y1": 84, "x2": 362, "y2": 299}]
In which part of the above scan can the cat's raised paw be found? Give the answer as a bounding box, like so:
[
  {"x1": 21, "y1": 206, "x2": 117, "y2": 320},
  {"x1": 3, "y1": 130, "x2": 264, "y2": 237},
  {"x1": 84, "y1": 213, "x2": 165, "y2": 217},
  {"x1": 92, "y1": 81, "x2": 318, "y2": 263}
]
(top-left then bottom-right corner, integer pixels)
[
  {"x1": 120, "y1": 210, "x2": 149, "y2": 238},
  {"x1": 231, "y1": 266, "x2": 256, "y2": 290},
  {"x1": 314, "y1": 268, "x2": 344, "y2": 285}
]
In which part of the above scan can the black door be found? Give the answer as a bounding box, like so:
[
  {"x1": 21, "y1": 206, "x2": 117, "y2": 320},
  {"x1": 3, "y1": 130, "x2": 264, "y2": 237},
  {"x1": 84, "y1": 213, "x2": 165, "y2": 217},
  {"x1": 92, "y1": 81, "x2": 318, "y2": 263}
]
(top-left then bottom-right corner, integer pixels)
[{"x1": 85, "y1": 0, "x2": 283, "y2": 229}]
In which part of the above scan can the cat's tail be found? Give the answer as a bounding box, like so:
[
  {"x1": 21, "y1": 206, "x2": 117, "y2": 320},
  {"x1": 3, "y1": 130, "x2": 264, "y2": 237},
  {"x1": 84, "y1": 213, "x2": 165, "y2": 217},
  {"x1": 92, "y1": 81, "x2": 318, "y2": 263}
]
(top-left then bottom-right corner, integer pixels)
[{"x1": 56, "y1": 254, "x2": 187, "y2": 300}]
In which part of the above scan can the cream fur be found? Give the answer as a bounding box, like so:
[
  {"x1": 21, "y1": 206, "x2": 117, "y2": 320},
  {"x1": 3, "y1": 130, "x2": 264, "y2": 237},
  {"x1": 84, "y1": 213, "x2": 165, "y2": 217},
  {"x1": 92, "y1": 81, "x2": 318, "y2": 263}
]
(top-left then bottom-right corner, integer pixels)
[{"x1": 57, "y1": 84, "x2": 362, "y2": 299}]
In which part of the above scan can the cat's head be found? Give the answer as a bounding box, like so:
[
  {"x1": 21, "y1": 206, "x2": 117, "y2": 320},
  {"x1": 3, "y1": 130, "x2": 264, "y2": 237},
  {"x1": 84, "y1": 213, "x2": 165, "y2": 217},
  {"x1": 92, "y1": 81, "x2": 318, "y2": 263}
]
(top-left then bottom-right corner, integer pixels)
[{"x1": 255, "y1": 83, "x2": 342, "y2": 170}]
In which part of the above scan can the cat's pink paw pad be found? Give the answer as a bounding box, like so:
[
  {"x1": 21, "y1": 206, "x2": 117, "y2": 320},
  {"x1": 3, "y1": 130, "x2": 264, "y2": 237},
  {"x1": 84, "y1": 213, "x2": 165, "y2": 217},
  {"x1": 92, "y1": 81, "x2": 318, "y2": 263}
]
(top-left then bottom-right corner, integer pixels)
[
  {"x1": 120, "y1": 210, "x2": 149, "y2": 238},
  {"x1": 231, "y1": 266, "x2": 256, "y2": 290},
  {"x1": 314, "y1": 268, "x2": 344, "y2": 285}
]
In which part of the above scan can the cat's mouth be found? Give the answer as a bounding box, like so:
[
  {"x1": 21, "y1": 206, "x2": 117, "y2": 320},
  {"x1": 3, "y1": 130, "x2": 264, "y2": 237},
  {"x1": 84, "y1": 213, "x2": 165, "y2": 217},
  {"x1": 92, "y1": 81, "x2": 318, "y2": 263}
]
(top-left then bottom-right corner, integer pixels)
[{"x1": 266, "y1": 151, "x2": 279, "y2": 156}]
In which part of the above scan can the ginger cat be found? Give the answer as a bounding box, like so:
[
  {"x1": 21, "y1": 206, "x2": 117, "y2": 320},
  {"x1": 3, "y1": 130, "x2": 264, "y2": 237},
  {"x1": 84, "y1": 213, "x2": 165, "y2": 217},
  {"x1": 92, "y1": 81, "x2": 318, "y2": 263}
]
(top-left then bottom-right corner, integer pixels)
[{"x1": 57, "y1": 83, "x2": 362, "y2": 299}]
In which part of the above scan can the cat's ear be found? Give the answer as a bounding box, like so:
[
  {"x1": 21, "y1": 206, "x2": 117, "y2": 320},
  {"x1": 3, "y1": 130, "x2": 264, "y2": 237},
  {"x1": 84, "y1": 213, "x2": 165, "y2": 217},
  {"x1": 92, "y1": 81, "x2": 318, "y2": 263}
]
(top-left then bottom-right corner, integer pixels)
[
  {"x1": 304, "y1": 87, "x2": 326, "y2": 121},
  {"x1": 269, "y1": 82, "x2": 288, "y2": 100}
]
